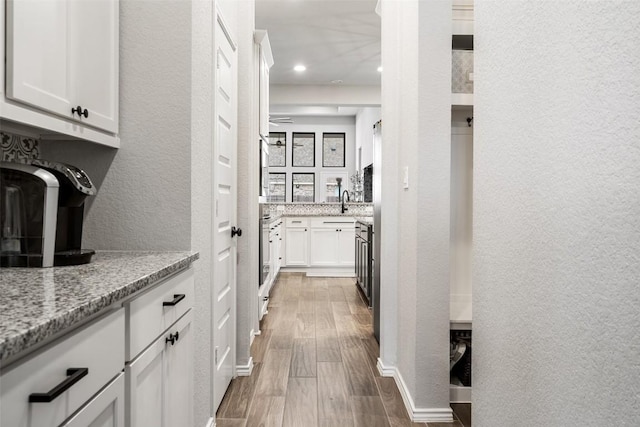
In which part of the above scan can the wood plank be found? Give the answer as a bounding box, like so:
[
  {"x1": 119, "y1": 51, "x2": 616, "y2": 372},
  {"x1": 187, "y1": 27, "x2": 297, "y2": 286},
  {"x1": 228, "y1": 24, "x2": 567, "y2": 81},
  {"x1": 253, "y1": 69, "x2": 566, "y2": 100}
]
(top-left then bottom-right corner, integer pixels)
[
  {"x1": 315, "y1": 305, "x2": 336, "y2": 330},
  {"x1": 451, "y1": 403, "x2": 471, "y2": 427},
  {"x1": 295, "y1": 312, "x2": 316, "y2": 338},
  {"x1": 269, "y1": 319, "x2": 294, "y2": 350},
  {"x1": 260, "y1": 306, "x2": 280, "y2": 330},
  {"x1": 332, "y1": 301, "x2": 352, "y2": 316},
  {"x1": 388, "y1": 418, "x2": 428, "y2": 427},
  {"x1": 341, "y1": 345, "x2": 379, "y2": 396},
  {"x1": 251, "y1": 329, "x2": 272, "y2": 363},
  {"x1": 290, "y1": 338, "x2": 317, "y2": 377},
  {"x1": 328, "y1": 284, "x2": 347, "y2": 301},
  {"x1": 351, "y1": 396, "x2": 391, "y2": 427},
  {"x1": 361, "y1": 335, "x2": 382, "y2": 378},
  {"x1": 215, "y1": 418, "x2": 247, "y2": 427},
  {"x1": 255, "y1": 349, "x2": 292, "y2": 396},
  {"x1": 217, "y1": 363, "x2": 263, "y2": 418},
  {"x1": 316, "y1": 328, "x2": 342, "y2": 362},
  {"x1": 317, "y1": 362, "x2": 353, "y2": 426},
  {"x1": 283, "y1": 377, "x2": 318, "y2": 427},
  {"x1": 245, "y1": 396, "x2": 286, "y2": 427},
  {"x1": 376, "y1": 377, "x2": 410, "y2": 420}
]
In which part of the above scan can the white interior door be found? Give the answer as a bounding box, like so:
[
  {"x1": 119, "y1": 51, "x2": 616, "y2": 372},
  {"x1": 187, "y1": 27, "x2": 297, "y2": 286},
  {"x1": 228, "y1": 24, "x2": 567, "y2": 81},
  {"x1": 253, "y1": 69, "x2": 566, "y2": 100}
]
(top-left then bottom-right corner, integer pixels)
[{"x1": 212, "y1": 11, "x2": 238, "y2": 412}]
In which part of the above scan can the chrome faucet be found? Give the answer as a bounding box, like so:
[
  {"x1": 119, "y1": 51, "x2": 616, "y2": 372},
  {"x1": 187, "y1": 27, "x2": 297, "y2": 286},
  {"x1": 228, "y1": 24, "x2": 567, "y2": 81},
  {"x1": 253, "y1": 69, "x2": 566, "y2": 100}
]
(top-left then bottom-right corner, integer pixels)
[{"x1": 341, "y1": 190, "x2": 350, "y2": 214}]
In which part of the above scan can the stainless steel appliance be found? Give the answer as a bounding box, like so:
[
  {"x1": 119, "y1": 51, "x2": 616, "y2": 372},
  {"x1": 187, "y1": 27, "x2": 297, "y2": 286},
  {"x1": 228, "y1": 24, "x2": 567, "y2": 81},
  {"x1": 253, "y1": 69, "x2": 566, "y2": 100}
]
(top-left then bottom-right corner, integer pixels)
[
  {"x1": 1, "y1": 160, "x2": 96, "y2": 267},
  {"x1": 355, "y1": 220, "x2": 373, "y2": 306}
]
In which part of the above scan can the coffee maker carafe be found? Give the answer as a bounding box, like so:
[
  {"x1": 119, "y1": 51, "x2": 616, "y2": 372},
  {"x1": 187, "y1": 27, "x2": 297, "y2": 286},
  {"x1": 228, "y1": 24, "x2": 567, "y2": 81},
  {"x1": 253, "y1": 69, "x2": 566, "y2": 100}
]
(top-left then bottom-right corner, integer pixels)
[{"x1": 1, "y1": 160, "x2": 96, "y2": 267}]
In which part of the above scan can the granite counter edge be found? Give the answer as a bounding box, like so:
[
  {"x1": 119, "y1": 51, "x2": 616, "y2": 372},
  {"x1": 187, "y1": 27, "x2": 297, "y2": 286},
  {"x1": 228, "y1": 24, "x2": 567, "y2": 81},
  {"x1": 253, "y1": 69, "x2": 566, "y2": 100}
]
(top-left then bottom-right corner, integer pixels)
[{"x1": 0, "y1": 252, "x2": 199, "y2": 363}]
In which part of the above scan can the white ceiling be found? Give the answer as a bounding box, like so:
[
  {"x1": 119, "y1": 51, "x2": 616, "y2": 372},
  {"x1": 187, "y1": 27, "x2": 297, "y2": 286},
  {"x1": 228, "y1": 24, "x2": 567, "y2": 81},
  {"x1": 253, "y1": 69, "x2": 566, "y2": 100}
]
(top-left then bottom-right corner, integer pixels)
[{"x1": 255, "y1": 0, "x2": 381, "y2": 86}]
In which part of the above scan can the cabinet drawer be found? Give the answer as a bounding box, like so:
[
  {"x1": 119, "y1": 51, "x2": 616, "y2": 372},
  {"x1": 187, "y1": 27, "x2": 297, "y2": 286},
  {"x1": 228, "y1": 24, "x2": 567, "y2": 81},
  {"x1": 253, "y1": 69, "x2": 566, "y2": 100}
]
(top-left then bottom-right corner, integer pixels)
[
  {"x1": 61, "y1": 373, "x2": 124, "y2": 427},
  {"x1": 126, "y1": 267, "x2": 194, "y2": 360},
  {"x1": 310, "y1": 217, "x2": 355, "y2": 228},
  {"x1": 0, "y1": 309, "x2": 124, "y2": 427},
  {"x1": 285, "y1": 217, "x2": 309, "y2": 228}
]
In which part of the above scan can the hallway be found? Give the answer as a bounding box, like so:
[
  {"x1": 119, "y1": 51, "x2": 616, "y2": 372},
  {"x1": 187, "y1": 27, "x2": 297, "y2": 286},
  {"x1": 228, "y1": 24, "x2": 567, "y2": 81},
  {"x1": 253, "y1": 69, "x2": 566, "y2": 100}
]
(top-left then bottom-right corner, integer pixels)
[{"x1": 216, "y1": 273, "x2": 470, "y2": 426}]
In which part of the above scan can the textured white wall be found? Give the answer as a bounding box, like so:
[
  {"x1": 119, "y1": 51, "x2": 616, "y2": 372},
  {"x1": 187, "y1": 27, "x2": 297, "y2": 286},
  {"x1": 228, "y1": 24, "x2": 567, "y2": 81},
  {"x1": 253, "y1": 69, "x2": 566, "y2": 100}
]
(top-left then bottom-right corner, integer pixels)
[
  {"x1": 271, "y1": 84, "x2": 381, "y2": 106},
  {"x1": 355, "y1": 107, "x2": 381, "y2": 170},
  {"x1": 190, "y1": 0, "x2": 214, "y2": 425},
  {"x1": 474, "y1": 1, "x2": 640, "y2": 425},
  {"x1": 380, "y1": 0, "x2": 451, "y2": 414}
]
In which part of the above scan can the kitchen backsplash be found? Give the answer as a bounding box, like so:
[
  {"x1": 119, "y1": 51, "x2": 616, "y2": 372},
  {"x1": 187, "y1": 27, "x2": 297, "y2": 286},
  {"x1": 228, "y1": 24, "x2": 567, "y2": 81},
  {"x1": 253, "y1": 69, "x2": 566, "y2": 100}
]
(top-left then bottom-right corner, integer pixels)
[
  {"x1": 266, "y1": 203, "x2": 373, "y2": 217},
  {"x1": 452, "y1": 50, "x2": 474, "y2": 94},
  {"x1": 1, "y1": 131, "x2": 40, "y2": 162}
]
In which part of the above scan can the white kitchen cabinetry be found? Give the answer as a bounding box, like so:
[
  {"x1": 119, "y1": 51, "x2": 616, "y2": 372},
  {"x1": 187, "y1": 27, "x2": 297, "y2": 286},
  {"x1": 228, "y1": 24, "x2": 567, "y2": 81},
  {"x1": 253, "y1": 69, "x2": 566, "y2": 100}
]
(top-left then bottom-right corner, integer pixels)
[
  {"x1": 61, "y1": 373, "x2": 125, "y2": 427},
  {"x1": 1, "y1": 0, "x2": 119, "y2": 147},
  {"x1": 0, "y1": 309, "x2": 124, "y2": 427},
  {"x1": 309, "y1": 218, "x2": 355, "y2": 267},
  {"x1": 254, "y1": 30, "x2": 273, "y2": 139},
  {"x1": 126, "y1": 311, "x2": 193, "y2": 427},
  {"x1": 282, "y1": 217, "x2": 355, "y2": 276},
  {"x1": 125, "y1": 268, "x2": 195, "y2": 427},
  {"x1": 284, "y1": 218, "x2": 309, "y2": 266}
]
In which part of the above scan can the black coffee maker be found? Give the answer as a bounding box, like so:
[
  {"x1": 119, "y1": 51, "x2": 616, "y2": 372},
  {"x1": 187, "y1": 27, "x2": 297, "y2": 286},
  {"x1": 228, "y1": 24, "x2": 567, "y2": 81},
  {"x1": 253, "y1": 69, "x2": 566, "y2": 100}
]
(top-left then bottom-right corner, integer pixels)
[{"x1": 1, "y1": 159, "x2": 96, "y2": 267}]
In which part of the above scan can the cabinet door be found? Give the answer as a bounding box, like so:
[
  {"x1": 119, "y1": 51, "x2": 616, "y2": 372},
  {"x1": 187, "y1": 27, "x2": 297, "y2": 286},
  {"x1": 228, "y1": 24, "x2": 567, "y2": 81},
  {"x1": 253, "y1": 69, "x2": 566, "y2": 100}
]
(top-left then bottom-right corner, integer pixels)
[
  {"x1": 165, "y1": 311, "x2": 194, "y2": 427},
  {"x1": 285, "y1": 228, "x2": 308, "y2": 266},
  {"x1": 126, "y1": 333, "x2": 165, "y2": 427},
  {"x1": 6, "y1": 0, "x2": 72, "y2": 118},
  {"x1": 61, "y1": 374, "x2": 125, "y2": 427},
  {"x1": 70, "y1": 0, "x2": 119, "y2": 133},
  {"x1": 309, "y1": 228, "x2": 338, "y2": 266},
  {"x1": 337, "y1": 228, "x2": 356, "y2": 266},
  {"x1": 6, "y1": 0, "x2": 118, "y2": 134}
]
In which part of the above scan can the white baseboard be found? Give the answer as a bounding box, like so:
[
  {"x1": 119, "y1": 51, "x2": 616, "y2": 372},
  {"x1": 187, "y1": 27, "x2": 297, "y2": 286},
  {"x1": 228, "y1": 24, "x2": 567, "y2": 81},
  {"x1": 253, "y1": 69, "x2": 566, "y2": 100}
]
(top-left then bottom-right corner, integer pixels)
[
  {"x1": 377, "y1": 359, "x2": 454, "y2": 423},
  {"x1": 205, "y1": 417, "x2": 215, "y2": 427},
  {"x1": 236, "y1": 356, "x2": 254, "y2": 376}
]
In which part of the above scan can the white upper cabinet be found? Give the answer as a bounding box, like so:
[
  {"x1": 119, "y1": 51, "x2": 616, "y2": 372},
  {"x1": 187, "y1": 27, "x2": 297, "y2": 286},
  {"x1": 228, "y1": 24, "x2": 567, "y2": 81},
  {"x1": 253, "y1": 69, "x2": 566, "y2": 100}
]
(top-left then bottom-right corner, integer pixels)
[
  {"x1": 254, "y1": 30, "x2": 273, "y2": 139},
  {"x1": 3, "y1": 0, "x2": 119, "y2": 145}
]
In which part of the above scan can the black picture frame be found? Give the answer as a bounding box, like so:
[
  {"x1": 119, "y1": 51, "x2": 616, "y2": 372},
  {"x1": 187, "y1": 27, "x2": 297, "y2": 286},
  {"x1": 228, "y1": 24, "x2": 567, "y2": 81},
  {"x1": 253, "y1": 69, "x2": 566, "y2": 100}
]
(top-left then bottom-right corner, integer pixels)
[
  {"x1": 292, "y1": 132, "x2": 315, "y2": 167},
  {"x1": 322, "y1": 132, "x2": 346, "y2": 167},
  {"x1": 292, "y1": 173, "x2": 315, "y2": 202}
]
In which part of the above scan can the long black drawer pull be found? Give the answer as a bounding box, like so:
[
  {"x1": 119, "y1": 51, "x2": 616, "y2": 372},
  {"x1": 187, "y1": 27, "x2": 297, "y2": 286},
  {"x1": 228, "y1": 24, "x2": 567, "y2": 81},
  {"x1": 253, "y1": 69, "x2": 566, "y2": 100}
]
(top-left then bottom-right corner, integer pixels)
[
  {"x1": 163, "y1": 294, "x2": 186, "y2": 306},
  {"x1": 29, "y1": 368, "x2": 88, "y2": 402}
]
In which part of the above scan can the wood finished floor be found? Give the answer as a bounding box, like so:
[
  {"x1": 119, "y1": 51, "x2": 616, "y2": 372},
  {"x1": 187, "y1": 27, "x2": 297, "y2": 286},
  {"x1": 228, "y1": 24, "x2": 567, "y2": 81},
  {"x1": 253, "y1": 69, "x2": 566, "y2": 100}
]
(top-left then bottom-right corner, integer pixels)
[{"x1": 216, "y1": 273, "x2": 471, "y2": 427}]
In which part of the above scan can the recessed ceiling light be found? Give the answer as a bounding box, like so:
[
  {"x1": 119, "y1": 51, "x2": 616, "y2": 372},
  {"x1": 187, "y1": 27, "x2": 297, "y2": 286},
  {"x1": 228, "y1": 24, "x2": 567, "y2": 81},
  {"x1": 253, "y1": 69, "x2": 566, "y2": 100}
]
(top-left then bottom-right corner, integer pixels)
[
  {"x1": 294, "y1": 64, "x2": 306, "y2": 72},
  {"x1": 377, "y1": 66, "x2": 383, "y2": 72}
]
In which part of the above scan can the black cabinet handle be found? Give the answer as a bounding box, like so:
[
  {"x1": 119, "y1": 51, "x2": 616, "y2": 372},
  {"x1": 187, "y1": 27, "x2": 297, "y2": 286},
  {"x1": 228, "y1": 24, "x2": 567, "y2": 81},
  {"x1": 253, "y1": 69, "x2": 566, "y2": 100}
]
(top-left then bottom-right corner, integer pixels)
[
  {"x1": 231, "y1": 226, "x2": 242, "y2": 238},
  {"x1": 166, "y1": 334, "x2": 175, "y2": 345},
  {"x1": 269, "y1": 240, "x2": 273, "y2": 243},
  {"x1": 29, "y1": 368, "x2": 88, "y2": 402},
  {"x1": 174, "y1": 331, "x2": 179, "y2": 342},
  {"x1": 71, "y1": 106, "x2": 89, "y2": 118},
  {"x1": 163, "y1": 294, "x2": 186, "y2": 306}
]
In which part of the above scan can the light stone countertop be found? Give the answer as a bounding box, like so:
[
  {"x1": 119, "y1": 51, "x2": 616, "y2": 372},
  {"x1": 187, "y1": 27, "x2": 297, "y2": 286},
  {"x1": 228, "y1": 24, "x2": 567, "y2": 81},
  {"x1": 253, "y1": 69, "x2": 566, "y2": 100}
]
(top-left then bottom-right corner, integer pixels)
[{"x1": 0, "y1": 251, "x2": 199, "y2": 363}]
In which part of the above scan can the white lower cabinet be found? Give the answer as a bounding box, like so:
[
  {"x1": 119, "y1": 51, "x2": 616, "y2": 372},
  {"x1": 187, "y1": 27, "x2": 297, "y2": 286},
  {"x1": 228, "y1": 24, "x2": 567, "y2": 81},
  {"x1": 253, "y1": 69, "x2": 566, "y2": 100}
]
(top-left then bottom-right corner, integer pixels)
[
  {"x1": 126, "y1": 310, "x2": 193, "y2": 427},
  {"x1": 124, "y1": 267, "x2": 195, "y2": 427},
  {"x1": 309, "y1": 228, "x2": 339, "y2": 266},
  {"x1": 285, "y1": 227, "x2": 309, "y2": 266},
  {"x1": 0, "y1": 309, "x2": 124, "y2": 427},
  {"x1": 61, "y1": 374, "x2": 125, "y2": 427},
  {"x1": 336, "y1": 227, "x2": 356, "y2": 267}
]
